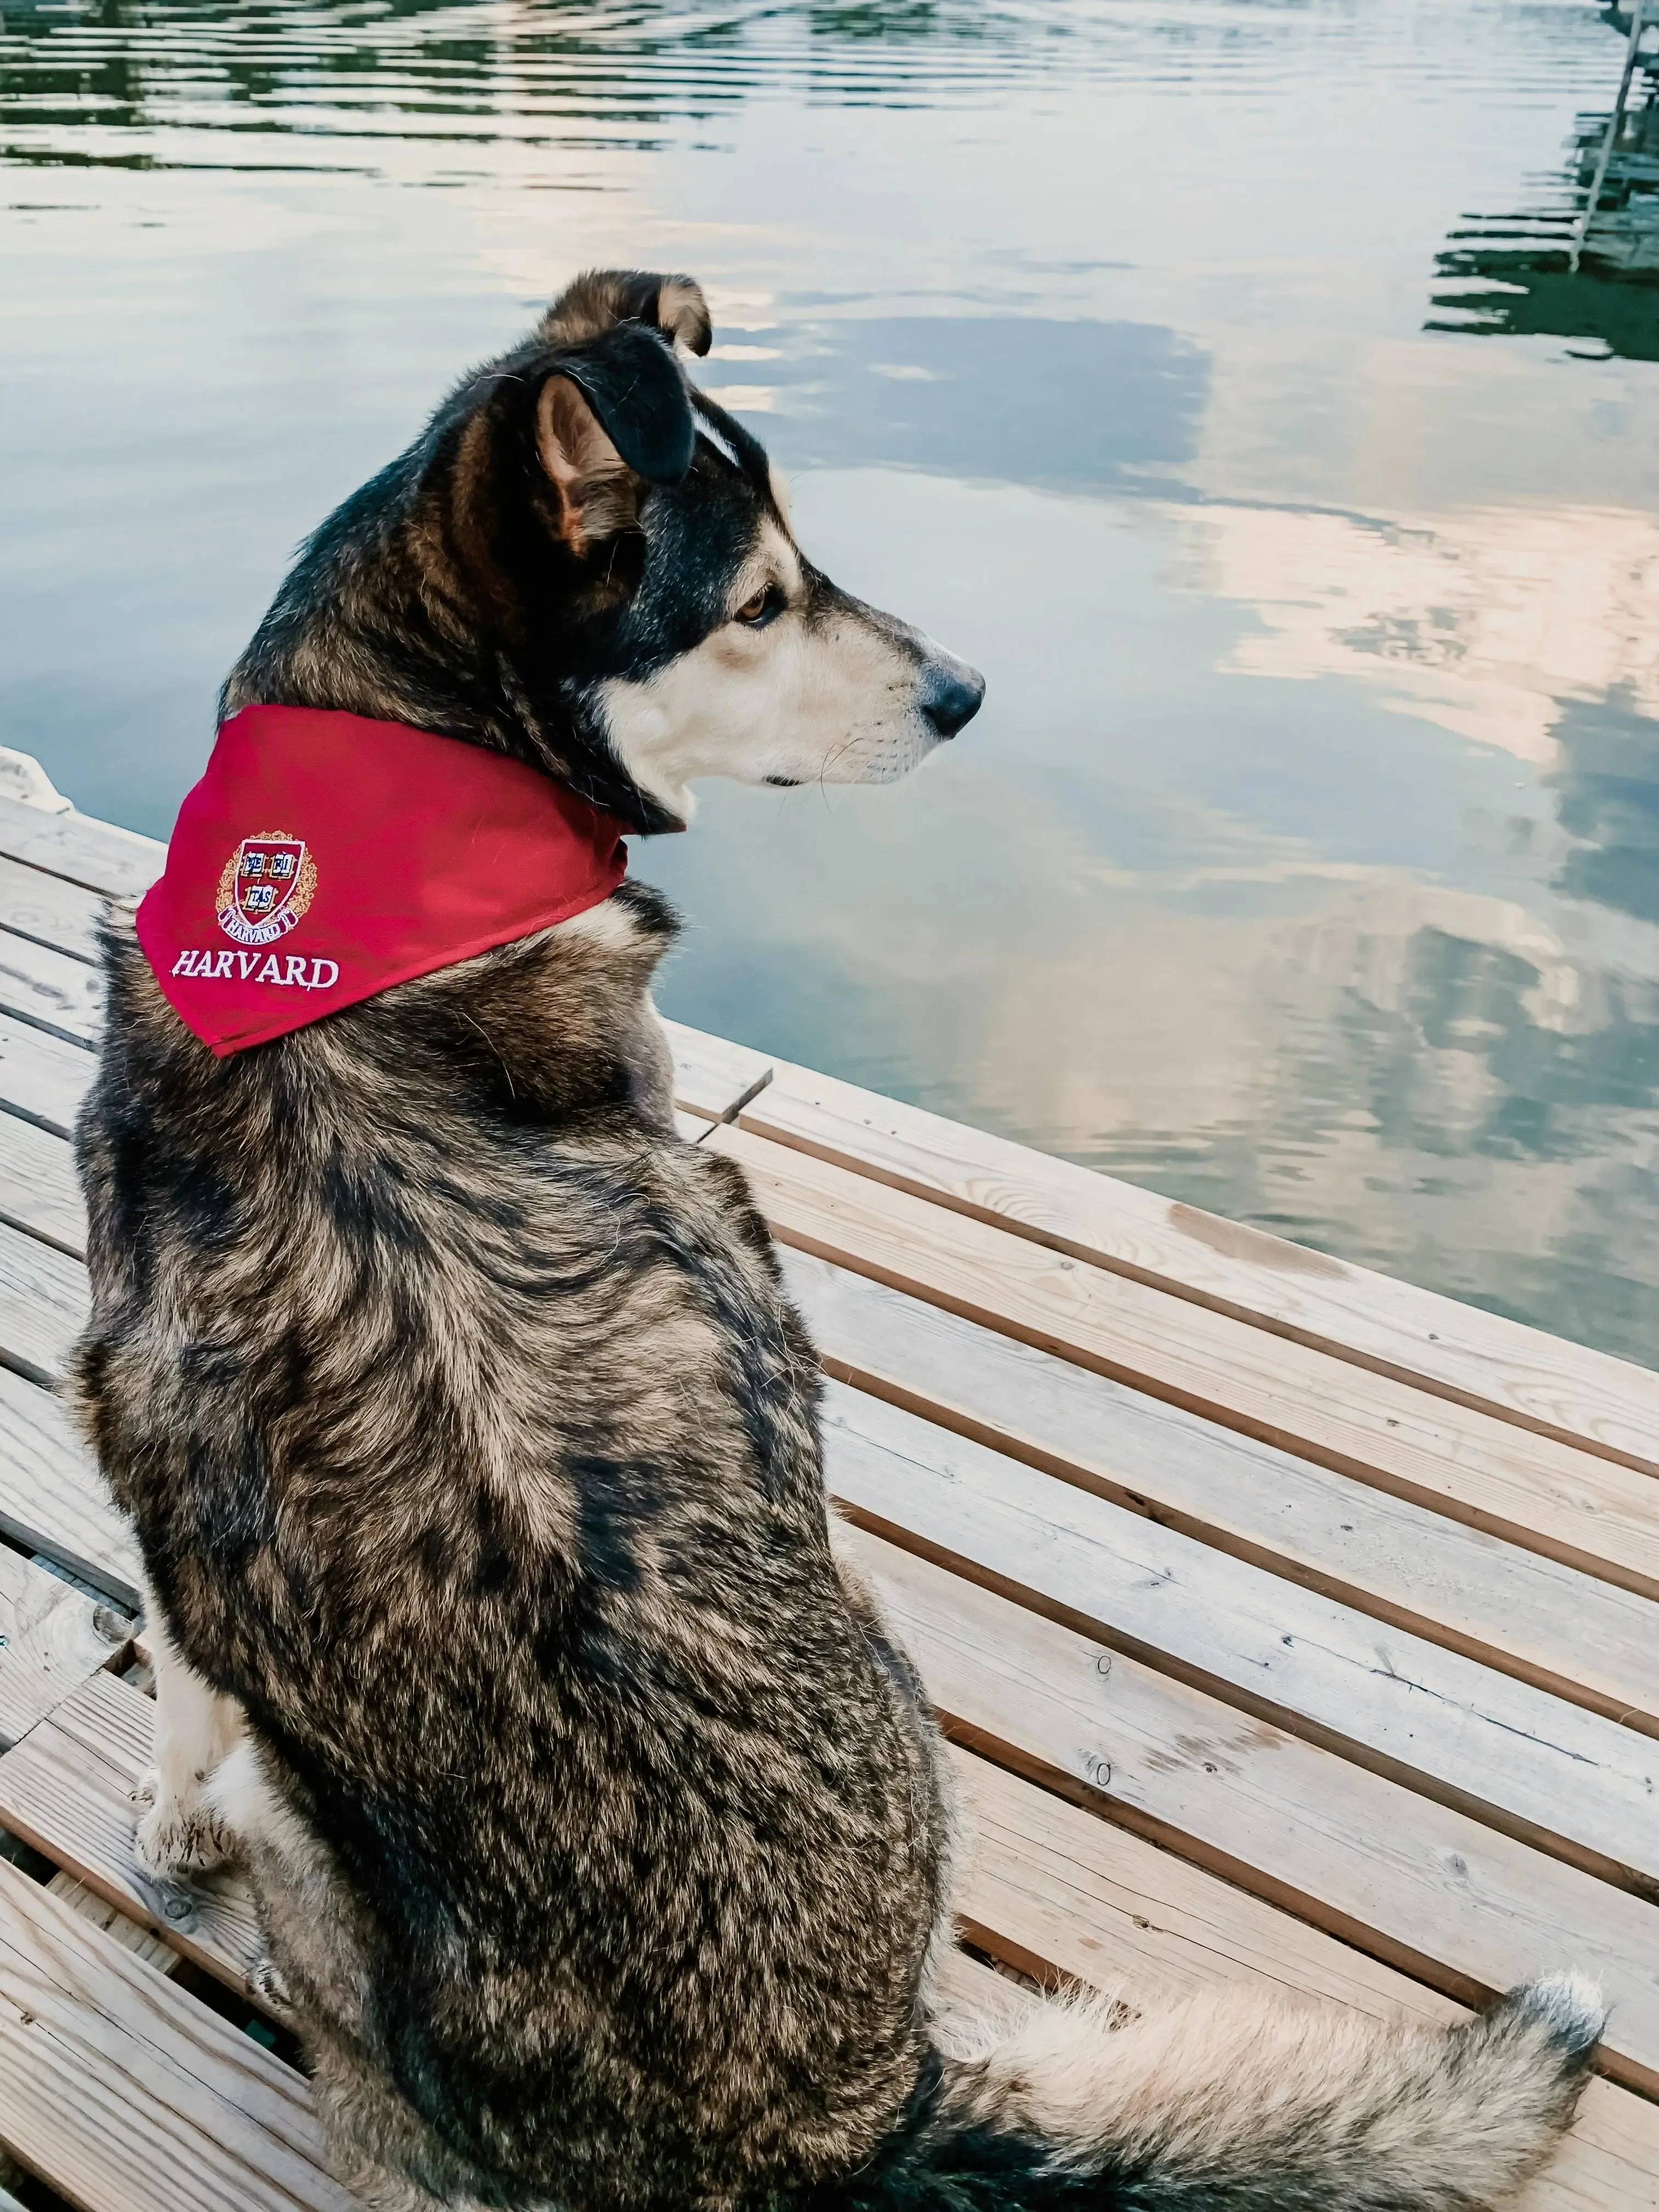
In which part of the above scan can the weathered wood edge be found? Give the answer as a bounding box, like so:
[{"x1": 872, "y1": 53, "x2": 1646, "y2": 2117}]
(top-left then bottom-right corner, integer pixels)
[{"x1": 742, "y1": 1060, "x2": 1659, "y2": 1480}]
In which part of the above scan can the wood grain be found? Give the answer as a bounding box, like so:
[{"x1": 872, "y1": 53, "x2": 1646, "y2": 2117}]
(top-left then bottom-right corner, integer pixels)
[
  {"x1": 25, "y1": 1652, "x2": 1655, "y2": 2210},
  {"x1": 709, "y1": 1125, "x2": 1659, "y2": 1600},
  {"x1": 0, "y1": 1217, "x2": 87, "y2": 1390},
  {"x1": 951, "y1": 1741, "x2": 1454, "y2": 2017},
  {"x1": 13, "y1": 1069, "x2": 1652, "y2": 1755},
  {"x1": 838, "y1": 1521, "x2": 1659, "y2": 2097},
  {"x1": 0, "y1": 1548, "x2": 127, "y2": 1750},
  {"x1": 746, "y1": 1058, "x2": 1659, "y2": 1478},
  {"x1": 0, "y1": 1368, "x2": 138, "y2": 1606},
  {"x1": 4, "y1": 1588, "x2": 1652, "y2": 2208},
  {"x1": 822, "y1": 1383, "x2": 1659, "y2": 1893},
  {"x1": 944, "y1": 1760, "x2": 1659, "y2": 2212},
  {"x1": 0, "y1": 932, "x2": 102, "y2": 1049},
  {"x1": 0, "y1": 1110, "x2": 87, "y2": 1258},
  {"x1": 0, "y1": 859, "x2": 104, "y2": 966},
  {"x1": 46, "y1": 1875, "x2": 177, "y2": 1976},
  {"x1": 0, "y1": 798, "x2": 161, "y2": 902},
  {"x1": 0, "y1": 1014, "x2": 93, "y2": 1141},
  {"x1": 0, "y1": 1855, "x2": 349, "y2": 2212},
  {"x1": 789, "y1": 1251, "x2": 1659, "y2": 1737},
  {"x1": 0, "y1": 1670, "x2": 262, "y2": 1991},
  {"x1": 7, "y1": 1660, "x2": 1654, "y2": 2212}
]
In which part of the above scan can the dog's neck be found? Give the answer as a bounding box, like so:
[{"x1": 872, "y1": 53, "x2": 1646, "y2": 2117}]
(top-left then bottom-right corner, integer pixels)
[
  {"x1": 218, "y1": 417, "x2": 681, "y2": 837},
  {"x1": 360, "y1": 884, "x2": 683, "y2": 1137}
]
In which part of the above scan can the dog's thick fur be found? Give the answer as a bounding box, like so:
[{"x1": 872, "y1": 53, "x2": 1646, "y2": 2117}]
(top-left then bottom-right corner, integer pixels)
[{"x1": 72, "y1": 270, "x2": 1603, "y2": 2212}]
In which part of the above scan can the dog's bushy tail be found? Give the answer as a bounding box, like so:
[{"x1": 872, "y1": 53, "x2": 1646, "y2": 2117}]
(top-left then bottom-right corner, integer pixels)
[{"x1": 832, "y1": 1973, "x2": 1604, "y2": 2212}]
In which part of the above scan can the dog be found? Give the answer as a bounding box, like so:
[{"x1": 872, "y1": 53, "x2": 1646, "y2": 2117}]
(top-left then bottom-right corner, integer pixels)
[{"x1": 72, "y1": 269, "x2": 1602, "y2": 2212}]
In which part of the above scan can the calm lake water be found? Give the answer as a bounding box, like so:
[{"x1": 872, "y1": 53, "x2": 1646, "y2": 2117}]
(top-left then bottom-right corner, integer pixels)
[{"x1": 4, "y1": 0, "x2": 1659, "y2": 1362}]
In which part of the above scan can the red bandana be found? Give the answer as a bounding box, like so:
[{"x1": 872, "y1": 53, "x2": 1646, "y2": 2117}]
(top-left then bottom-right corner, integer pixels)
[{"x1": 136, "y1": 704, "x2": 629, "y2": 1057}]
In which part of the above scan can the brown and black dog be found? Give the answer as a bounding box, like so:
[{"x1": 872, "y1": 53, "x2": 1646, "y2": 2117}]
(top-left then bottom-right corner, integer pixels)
[{"x1": 72, "y1": 270, "x2": 1602, "y2": 2212}]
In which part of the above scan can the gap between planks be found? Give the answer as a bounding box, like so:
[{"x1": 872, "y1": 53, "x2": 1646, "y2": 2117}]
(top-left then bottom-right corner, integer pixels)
[
  {"x1": 837, "y1": 1522, "x2": 1659, "y2": 2102},
  {"x1": 706, "y1": 1122, "x2": 1659, "y2": 1604},
  {"x1": 6, "y1": 1248, "x2": 1654, "y2": 2035},
  {"x1": 0, "y1": 1853, "x2": 349, "y2": 2212},
  {"x1": 819, "y1": 1379, "x2": 1659, "y2": 1903},
  {"x1": 0, "y1": 797, "x2": 1655, "y2": 2155},
  {"x1": 787, "y1": 1249, "x2": 1659, "y2": 1742},
  {"x1": 739, "y1": 1058, "x2": 1659, "y2": 1482}
]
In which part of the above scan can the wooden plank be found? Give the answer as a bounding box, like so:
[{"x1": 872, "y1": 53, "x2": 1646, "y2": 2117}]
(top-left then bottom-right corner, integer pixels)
[
  {"x1": 1469, "y1": 2080, "x2": 1657, "y2": 2212},
  {"x1": 0, "y1": 1855, "x2": 349, "y2": 2212},
  {"x1": 0, "y1": 1017, "x2": 92, "y2": 1143},
  {"x1": 944, "y1": 1757, "x2": 1659, "y2": 2212},
  {"x1": 659, "y1": 1018, "x2": 772, "y2": 1122},
  {"x1": 0, "y1": 933, "x2": 102, "y2": 1051},
  {"x1": 0, "y1": 797, "x2": 161, "y2": 902},
  {"x1": 0, "y1": 1664, "x2": 1470, "y2": 2025},
  {"x1": 952, "y1": 1742, "x2": 1462, "y2": 2017},
  {"x1": 46, "y1": 1875, "x2": 177, "y2": 1977},
  {"x1": 930, "y1": 1944, "x2": 1037, "y2": 2046},
  {"x1": 950, "y1": 1761, "x2": 1312, "y2": 2026},
  {"x1": 0, "y1": 1370, "x2": 138, "y2": 1608},
  {"x1": 839, "y1": 1522, "x2": 1659, "y2": 2097},
  {"x1": 789, "y1": 1252, "x2": 1659, "y2": 1737},
  {"x1": 0, "y1": 1218, "x2": 87, "y2": 1391},
  {"x1": 0, "y1": 1112, "x2": 86, "y2": 1260},
  {"x1": 746, "y1": 1058, "x2": 1659, "y2": 1479},
  {"x1": 709, "y1": 1125, "x2": 1659, "y2": 1602},
  {"x1": 0, "y1": 1549, "x2": 127, "y2": 1751},
  {"x1": 0, "y1": 749, "x2": 71, "y2": 817},
  {"x1": 0, "y1": 1671, "x2": 261, "y2": 1993},
  {"x1": 0, "y1": 860, "x2": 103, "y2": 966},
  {"x1": 822, "y1": 1381, "x2": 1659, "y2": 1894}
]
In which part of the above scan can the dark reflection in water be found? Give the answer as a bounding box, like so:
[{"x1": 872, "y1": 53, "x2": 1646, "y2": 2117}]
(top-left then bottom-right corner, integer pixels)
[
  {"x1": 7, "y1": 0, "x2": 1659, "y2": 1365},
  {"x1": 1554, "y1": 691, "x2": 1659, "y2": 922},
  {"x1": 1430, "y1": 253, "x2": 1659, "y2": 361},
  {"x1": 1429, "y1": 69, "x2": 1659, "y2": 359},
  {"x1": 0, "y1": 0, "x2": 1087, "y2": 164}
]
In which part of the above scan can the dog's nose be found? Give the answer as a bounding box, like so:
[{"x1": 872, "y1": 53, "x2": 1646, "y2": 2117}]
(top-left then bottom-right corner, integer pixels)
[{"x1": 918, "y1": 659, "x2": 986, "y2": 740}]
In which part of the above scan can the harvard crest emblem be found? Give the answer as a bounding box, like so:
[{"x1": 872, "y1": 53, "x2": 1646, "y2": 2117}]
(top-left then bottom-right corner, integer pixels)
[{"x1": 216, "y1": 832, "x2": 318, "y2": 947}]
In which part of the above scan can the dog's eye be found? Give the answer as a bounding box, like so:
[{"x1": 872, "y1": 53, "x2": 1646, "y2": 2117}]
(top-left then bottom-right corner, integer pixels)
[{"x1": 732, "y1": 584, "x2": 785, "y2": 628}]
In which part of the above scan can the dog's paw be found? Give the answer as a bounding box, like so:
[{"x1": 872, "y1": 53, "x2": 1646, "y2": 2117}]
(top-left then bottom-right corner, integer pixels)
[{"x1": 132, "y1": 1767, "x2": 236, "y2": 1879}]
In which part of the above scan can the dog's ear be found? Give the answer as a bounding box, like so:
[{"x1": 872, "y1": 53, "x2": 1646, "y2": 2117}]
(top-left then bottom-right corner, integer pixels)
[
  {"x1": 539, "y1": 268, "x2": 713, "y2": 358},
  {"x1": 537, "y1": 322, "x2": 697, "y2": 554}
]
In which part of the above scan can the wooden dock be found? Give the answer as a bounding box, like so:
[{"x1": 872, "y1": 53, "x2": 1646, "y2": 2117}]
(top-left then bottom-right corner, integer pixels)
[{"x1": 0, "y1": 768, "x2": 1654, "y2": 2210}]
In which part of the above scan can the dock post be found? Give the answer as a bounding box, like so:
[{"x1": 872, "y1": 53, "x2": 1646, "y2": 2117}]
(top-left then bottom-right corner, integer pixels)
[{"x1": 1571, "y1": 0, "x2": 1651, "y2": 270}]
